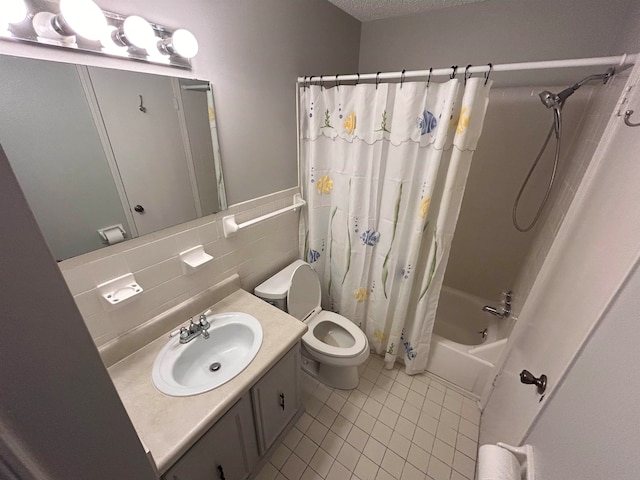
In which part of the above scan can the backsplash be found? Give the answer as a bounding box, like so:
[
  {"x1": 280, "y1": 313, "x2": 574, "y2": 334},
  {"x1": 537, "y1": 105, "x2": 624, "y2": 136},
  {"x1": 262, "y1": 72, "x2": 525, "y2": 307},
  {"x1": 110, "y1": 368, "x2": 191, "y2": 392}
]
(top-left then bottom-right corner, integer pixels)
[{"x1": 60, "y1": 187, "x2": 300, "y2": 347}]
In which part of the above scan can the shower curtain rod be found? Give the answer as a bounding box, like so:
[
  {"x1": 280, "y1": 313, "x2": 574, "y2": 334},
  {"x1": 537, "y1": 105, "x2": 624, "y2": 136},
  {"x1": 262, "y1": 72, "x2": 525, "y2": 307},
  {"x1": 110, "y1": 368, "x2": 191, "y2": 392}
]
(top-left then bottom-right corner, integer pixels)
[{"x1": 297, "y1": 53, "x2": 637, "y2": 84}]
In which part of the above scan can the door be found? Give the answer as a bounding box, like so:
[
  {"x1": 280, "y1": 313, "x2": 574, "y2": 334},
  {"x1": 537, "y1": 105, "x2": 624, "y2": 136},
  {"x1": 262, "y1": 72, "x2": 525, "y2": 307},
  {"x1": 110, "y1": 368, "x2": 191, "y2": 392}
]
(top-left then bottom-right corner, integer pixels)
[
  {"x1": 163, "y1": 395, "x2": 258, "y2": 480},
  {"x1": 251, "y1": 345, "x2": 301, "y2": 454},
  {"x1": 87, "y1": 67, "x2": 198, "y2": 236},
  {"x1": 481, "y1": 70, "x2": 640, "y2": 446}
]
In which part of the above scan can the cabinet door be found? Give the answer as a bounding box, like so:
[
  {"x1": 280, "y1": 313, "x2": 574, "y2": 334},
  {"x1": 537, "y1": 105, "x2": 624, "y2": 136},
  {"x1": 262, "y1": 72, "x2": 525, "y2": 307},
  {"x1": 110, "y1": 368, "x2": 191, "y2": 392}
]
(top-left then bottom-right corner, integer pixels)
[
  {"x1": 163, "y1": 395, "x2": 258, "y2": 480},
  {"x1": 251, "y1": 345, "x2": 301, "y2": 454}
]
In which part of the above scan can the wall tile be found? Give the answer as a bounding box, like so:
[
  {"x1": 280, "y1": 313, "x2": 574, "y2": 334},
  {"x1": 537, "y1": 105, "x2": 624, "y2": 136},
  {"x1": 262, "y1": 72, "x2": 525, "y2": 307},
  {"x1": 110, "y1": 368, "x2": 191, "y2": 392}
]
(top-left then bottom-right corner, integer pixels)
[{"x1": 58, "y1": 187, "x2": 301, "y2": 347}]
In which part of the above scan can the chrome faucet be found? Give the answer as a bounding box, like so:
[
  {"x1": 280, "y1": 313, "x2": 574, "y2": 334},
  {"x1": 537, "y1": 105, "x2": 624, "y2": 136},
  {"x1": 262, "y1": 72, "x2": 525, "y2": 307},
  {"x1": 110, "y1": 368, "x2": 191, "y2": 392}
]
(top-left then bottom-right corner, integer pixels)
[
  {"x1": 482, "y1": 290, "x2": 512, "y2": 319},
  {"x1": 170, "y1": 311, "x2": 212, "y2": 344}
]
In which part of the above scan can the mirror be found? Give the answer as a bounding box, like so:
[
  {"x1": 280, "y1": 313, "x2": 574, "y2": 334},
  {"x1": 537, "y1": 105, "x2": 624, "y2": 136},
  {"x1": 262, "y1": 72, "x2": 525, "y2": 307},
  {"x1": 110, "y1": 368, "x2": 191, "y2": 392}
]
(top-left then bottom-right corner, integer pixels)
[{"x1": 0, "y1": 54, "x2": 227, "y2": 261}]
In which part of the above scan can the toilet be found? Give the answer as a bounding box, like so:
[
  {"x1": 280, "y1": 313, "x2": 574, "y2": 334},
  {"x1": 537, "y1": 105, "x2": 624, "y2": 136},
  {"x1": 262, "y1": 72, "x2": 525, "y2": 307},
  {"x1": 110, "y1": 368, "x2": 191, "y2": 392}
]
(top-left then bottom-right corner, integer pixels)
[{"x1": 254, "y1": 260, "x2": 369, "y2": 389}]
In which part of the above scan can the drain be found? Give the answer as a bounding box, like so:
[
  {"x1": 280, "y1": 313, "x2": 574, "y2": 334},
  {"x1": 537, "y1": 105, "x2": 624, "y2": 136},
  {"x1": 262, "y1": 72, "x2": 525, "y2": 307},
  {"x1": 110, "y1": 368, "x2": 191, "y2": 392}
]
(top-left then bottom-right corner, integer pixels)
[{"x1": 209, "y1": 362, "x2": 221, "y2": 372}]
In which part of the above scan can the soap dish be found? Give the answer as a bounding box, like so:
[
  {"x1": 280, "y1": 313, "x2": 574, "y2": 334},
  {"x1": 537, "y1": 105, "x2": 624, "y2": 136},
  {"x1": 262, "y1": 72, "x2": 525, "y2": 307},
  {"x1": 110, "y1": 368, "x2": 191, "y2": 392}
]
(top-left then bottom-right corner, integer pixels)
[
  {"x1": 179, "y1": 245, "x2": 214, "y2": 274},
  {"x1": 97, "y1": 273, "x2": 143, "y2": 308}
]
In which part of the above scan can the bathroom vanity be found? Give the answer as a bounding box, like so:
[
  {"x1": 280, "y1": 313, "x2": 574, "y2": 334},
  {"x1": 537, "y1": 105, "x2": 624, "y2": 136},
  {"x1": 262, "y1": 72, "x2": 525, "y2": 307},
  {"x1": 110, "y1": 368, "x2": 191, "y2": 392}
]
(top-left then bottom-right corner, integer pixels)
[{"x1": 103, "y1": 275, "x2": 307, "y2": 478}]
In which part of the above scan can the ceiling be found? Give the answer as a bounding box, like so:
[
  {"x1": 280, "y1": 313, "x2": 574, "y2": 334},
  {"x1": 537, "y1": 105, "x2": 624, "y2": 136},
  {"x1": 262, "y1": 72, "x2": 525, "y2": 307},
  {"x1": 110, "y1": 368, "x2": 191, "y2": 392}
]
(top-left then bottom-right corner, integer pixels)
[{"x1": 327, "y1": 0, "x2": 490, "y2": 21}]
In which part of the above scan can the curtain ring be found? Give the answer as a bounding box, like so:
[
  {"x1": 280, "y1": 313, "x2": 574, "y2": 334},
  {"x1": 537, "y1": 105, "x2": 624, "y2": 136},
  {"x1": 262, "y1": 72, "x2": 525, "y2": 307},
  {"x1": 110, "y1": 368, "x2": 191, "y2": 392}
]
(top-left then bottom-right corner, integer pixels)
[
  {"x1": 303, "y1": 76, "x2": 307, "y2": 90},
  {"x1": 484, "y1": 63, "x2": 493, "y2": 85},
  {"x1": 355, "y1": 73, "x2": 360, "y2": 86},
  {"x1": 336, "y1": 74, "x2": 340, "y2": 91},
  {"x1": 400, "y1": 69, "x2": 406, "y2": 88},
  {"x1": 320, "y1": 75, "x2": 324, "y2": 90},
  {"x1": 450, "y1": 65, "x2": 458, "y2": 79},
  {"x1": 427, "y1": 67, "x2": 433, "y2": 88},
  {"x1": 464, "y1": 64, "x2": 472, "y2": 85},
  {"x1": 376, "y1": 72, "x2": 382, "y2": 90}
]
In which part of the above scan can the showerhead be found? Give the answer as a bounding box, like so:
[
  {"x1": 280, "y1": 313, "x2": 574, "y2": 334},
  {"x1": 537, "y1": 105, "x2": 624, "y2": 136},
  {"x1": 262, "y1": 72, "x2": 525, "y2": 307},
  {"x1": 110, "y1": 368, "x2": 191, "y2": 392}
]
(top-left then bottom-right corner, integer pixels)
[
  {"x1": 538, "y1": 67, "x2": 615, "y2": 110},
  {"x1": 539, "y1": 90, "x2": 559, "y2": 109},
  {"x1": 538, "y1": 67, "x2": 615, "y2": 139}
]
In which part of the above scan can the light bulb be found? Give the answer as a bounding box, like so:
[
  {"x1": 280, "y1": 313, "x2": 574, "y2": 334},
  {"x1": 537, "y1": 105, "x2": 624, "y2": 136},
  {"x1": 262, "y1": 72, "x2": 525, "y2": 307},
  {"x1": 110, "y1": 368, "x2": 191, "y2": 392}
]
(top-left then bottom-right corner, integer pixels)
[
  {"x1": 122, "y1": 15, "x2": 156, "y2": 50},
  {"x1": 59, "y1": 0, "x2": 107, "y2": 41},
  {"x1": 0, "y1": 0, "x2": 28, "y2": 25},
  {"x1": 171, "y1": 29, "x2": 198, "y2": 58}
]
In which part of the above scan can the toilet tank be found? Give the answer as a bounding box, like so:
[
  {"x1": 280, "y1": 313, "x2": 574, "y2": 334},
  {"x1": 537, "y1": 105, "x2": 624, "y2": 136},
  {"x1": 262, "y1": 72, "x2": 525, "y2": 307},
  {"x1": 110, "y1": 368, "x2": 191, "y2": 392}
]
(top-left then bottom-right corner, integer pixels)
[{"x1": 254, "y1": 259, "x2": 307, "y2": 312}]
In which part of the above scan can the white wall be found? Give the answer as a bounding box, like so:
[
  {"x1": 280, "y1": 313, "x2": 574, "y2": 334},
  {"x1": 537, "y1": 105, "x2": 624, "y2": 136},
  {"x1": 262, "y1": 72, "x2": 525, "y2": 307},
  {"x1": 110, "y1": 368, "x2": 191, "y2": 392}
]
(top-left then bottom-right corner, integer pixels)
[
  {"x1": 511, "y1": 75, "x2": 628, "y2": 310},
  {"x1": 0, "y1": 0, "x2": 361, "y2": 347},
  {"x1": 443, "y1": 86, "x2": 591, "y2": 300},
  {"x1": 357, "y1": 0, "x2": 638, "y2": 301},
  {"x1": 0, "y1": 147, "x2": 157, "y2": 479},
  {"x1": 359, "y1": 0, "x2": 637, "y2": 87},
  {"x1": 525, "y1": 261, "x2": 640, "y2": 479},
  {"x1": 480, "y1": 60, "x2": 640, "y2": 446},
  {"x1": 0, "y1": 0, "x2": 361, "y2": 205}
]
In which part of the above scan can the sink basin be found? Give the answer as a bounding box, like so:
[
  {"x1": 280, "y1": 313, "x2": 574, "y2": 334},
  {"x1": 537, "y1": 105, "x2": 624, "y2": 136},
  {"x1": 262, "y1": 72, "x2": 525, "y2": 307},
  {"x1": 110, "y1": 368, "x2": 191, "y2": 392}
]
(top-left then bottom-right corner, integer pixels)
[{"x1": 152, "y1": 312, "x2": 263, "y2": 396}]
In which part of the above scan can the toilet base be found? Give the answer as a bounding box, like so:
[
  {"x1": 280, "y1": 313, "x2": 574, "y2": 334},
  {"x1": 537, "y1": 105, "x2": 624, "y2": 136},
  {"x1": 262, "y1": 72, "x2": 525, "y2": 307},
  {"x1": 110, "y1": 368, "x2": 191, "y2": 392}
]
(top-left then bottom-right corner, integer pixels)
[{"x1": 317, "y1": 364, "x2": 359, "y2": 390}]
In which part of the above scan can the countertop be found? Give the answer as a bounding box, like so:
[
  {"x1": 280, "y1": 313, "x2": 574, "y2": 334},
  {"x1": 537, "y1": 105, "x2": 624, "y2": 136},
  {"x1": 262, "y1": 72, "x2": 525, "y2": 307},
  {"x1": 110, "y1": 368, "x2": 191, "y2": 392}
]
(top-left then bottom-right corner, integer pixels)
[{"x1": 107, "y1": 288, "x2": 307, "y2": 475}]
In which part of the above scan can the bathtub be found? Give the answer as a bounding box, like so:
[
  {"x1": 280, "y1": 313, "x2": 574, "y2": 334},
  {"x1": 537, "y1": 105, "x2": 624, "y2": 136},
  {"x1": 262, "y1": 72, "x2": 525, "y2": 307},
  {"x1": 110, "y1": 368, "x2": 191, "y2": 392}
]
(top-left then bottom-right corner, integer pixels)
[{"x1": 426, "y1": 287, "x2": 509, "y2": 396}]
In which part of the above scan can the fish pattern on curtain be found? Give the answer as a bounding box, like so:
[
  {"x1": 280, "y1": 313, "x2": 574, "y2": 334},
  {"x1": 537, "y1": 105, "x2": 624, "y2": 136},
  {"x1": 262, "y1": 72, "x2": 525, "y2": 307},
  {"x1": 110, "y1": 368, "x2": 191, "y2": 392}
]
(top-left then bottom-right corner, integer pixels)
[{"x1": 299, "y1": 77, "x2": 491, "y2": 374}]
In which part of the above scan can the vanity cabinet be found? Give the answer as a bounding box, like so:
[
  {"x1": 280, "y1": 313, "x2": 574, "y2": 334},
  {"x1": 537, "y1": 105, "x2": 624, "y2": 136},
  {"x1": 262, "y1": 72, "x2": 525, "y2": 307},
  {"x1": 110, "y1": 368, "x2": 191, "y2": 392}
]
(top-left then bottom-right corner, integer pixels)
[
  {"x1": 162, "y1": 394, "x2": 259, "y2": 480},
  {"x1": 251, "y1": 345, "x2": 301, "y2": 454},
  {"x1": 161, "y1": 344, "x2": 301, "y2": 479}
]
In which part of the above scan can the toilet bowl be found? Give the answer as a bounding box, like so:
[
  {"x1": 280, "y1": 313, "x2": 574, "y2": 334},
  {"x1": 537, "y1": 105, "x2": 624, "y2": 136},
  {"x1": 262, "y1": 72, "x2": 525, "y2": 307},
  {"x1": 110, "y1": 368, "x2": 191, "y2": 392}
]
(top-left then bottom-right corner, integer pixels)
[{"x1": 254, "y1": 260, "x2": 369, "y2": 389}]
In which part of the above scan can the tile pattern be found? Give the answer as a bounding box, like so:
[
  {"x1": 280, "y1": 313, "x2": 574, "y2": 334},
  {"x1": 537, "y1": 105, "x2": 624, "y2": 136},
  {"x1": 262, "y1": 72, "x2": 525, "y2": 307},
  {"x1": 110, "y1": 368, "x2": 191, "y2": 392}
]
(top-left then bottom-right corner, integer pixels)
[
  {"x1": 258, "y1": 355, "x2": 480, "y2": 480},
  {"x1": 59, "y1": 188, "x2": 300, "y2": 347}
]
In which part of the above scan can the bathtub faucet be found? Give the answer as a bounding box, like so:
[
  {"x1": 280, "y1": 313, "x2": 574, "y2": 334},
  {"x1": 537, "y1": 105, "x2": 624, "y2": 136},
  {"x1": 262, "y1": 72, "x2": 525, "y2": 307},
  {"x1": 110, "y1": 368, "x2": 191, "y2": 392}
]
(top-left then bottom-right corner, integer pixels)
[{"x1": 482, "y1": 290, "x2": 512, "y2": 319}]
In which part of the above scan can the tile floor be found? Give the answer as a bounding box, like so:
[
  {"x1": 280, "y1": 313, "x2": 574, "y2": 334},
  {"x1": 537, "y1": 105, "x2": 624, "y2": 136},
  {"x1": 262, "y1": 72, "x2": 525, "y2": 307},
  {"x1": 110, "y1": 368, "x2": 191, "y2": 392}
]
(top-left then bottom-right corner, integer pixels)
[{"x1": 256, "y1": 354, "x2": 481, "y2": 480}]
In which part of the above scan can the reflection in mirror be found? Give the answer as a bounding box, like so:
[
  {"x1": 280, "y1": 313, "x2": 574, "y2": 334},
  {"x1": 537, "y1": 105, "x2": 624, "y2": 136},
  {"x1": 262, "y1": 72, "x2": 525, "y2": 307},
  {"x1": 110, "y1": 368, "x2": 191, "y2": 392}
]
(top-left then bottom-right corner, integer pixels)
[{"x1": 0, "y1": 55, "x2": 226, "y2": 261}]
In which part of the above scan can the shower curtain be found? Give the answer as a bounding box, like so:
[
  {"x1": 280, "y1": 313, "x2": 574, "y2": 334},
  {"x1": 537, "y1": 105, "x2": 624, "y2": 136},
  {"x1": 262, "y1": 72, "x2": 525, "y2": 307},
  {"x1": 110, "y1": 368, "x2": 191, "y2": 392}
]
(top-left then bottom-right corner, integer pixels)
[{"x1": 299, "y1": 77, "x2": 491, "y2": 374}]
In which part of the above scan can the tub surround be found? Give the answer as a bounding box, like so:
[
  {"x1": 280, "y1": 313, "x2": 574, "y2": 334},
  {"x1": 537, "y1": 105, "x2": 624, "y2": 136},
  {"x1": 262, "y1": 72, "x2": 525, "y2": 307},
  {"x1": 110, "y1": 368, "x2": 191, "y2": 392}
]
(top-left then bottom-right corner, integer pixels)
[{"x1": 106, "y1": 274, "x2": 307, "y2": 474}]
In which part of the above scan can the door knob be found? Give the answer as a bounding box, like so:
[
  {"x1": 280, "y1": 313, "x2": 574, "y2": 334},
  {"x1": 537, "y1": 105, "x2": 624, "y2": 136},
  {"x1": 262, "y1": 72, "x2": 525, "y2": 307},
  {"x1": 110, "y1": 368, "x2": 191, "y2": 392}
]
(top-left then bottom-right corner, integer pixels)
[
  {"x1": 520, "y1": 369, "x2": 547, "y2": 394},
  {"x1": 134, "y1": 205, "x2": 145, "y2": 213}
]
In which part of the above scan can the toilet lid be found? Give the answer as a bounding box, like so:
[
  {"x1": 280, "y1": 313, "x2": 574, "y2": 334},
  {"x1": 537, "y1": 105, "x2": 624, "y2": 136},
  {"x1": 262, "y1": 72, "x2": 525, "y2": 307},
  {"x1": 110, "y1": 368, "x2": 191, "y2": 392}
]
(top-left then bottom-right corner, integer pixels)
[
  {"x1": 303, "y1": 311, "x2": 368, "y2": 358},
  {"x1": 287, "y1": 263, "x2": 321, "y2": 321}
]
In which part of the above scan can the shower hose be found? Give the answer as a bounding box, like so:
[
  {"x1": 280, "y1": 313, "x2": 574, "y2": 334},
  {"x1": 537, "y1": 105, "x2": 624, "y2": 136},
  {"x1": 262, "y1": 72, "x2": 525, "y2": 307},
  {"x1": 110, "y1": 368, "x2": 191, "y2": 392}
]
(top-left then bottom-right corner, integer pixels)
[{"x1": 512, "y1": 110, "x2": 563, "y2": 233}]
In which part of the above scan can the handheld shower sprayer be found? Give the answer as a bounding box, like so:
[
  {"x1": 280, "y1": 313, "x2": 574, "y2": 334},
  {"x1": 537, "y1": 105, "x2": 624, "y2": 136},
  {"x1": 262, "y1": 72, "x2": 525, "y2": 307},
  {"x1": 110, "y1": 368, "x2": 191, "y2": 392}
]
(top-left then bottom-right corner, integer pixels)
[
  {"x1": 512, "y1": 67, "x2": 616, "y2": 232},
  {"x1": 537, "y1": 68, "x2": 614, "y2": 139}
]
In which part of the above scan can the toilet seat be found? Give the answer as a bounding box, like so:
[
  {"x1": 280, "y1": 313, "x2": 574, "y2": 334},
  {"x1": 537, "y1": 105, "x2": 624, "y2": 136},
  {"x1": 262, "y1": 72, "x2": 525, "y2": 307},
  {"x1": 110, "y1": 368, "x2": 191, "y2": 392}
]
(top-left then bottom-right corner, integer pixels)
[
  {"x1": 287, "y1": 264, "x2": 368, "y2": 359},
  {"x1": 303, "y1": 311, "x2": 368, "y2": 359}
]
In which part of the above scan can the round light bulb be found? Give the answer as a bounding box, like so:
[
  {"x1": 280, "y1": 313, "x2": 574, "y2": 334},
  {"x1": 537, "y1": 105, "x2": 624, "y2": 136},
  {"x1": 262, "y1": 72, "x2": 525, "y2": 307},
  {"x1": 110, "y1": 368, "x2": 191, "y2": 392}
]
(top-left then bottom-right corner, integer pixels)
[
  {"x1": 0, "y1": 0, "x2": 28, "y2": 25},
  {"x1": 59, "y1": 0, "x2": 106, "y2": 41},
  {"x1": 123, "y1": 15, "x2": 156, "y2": 50},
  {"x1": 171, "y1": 28, "x2": 198, "y2": 59}
]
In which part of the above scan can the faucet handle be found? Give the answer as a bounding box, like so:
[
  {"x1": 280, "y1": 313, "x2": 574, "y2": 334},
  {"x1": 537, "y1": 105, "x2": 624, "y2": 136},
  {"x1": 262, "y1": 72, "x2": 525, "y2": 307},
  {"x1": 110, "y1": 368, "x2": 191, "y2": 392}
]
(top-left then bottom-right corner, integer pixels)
[
  {"x1": 198, "y1": 315, "x2": 210, "y2": 329},
  {"x1": 199, "y1": 309, "x2": 212, "y2": 328},
  {"x1": 169, "y1": 326, "x2": 190, "y2": 339}
]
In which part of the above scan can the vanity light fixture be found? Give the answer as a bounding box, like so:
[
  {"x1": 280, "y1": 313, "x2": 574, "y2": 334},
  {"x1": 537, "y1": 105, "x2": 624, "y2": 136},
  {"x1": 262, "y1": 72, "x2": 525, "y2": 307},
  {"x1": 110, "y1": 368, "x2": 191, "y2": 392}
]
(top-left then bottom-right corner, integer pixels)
[
  {"x1": 3, "y1": 0, "x2": 198, "y2": 69},
  {"x1": 33, "y1": 0, "x2": 106, "y2": 42}
]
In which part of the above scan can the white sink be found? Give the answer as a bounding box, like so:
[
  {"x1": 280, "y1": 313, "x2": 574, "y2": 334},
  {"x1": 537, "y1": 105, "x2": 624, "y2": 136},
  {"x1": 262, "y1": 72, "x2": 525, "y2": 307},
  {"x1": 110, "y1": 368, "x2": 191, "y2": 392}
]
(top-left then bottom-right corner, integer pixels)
[{"x1": 152, "y1": 312, "x2": 263, "y2": 397}]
